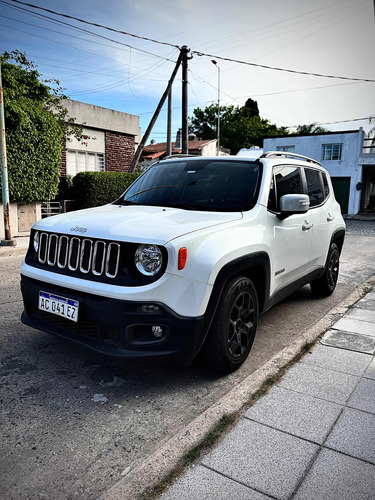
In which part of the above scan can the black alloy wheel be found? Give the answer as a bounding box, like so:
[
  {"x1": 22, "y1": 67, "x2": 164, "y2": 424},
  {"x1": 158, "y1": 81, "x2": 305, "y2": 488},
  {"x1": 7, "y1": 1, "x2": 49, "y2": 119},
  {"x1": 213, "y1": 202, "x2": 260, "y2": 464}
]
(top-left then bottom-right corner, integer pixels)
[
  {"x1": 203, "y1": 276, "x2": 259, "y2": 374},
  {"x1": 227, "y1": 289, "x2": 256, "y2": 359},
  {"x1": 310, "y1": 242, "x2": 340, "y2": 297}
]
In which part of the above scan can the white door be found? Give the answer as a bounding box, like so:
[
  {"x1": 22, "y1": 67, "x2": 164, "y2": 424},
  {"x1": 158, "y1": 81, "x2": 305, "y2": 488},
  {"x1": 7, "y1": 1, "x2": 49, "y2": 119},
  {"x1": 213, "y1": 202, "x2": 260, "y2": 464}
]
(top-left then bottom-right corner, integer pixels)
[{"x1": 267, "y1": 165, "x2": 313, "y2": 294}]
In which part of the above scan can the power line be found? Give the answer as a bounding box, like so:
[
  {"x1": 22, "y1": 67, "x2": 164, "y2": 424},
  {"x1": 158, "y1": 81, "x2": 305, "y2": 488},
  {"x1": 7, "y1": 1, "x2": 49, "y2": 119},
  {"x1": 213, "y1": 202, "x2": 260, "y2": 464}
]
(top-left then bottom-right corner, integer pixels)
[
  {"x1": 287, "y1": 116, "x2": 375, "y2": 129},
  {"x1": 237, "y1": 82, "x2": 362, "y2": 98},
  {"x1": 191, "y1": 50, "x2": 375, "y2": 83},
  {"x1": 0, "y1": 2, "x2": 177, "y2": 63},
  {"x1": 7, "y1": 0, "x2": 180, "y2": 49},
  {"x1": 6, "y1": 0, "x2": 375, "y2": 83},
  {"x1": 317, "y1": 116, "x2": 375, "y2": 126}
]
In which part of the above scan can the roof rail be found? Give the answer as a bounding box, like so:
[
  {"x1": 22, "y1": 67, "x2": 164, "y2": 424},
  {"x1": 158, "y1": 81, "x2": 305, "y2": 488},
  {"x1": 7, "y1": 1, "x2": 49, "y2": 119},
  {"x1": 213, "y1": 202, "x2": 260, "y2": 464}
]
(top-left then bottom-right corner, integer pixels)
[{"x1": 259, "y1": 151, "x2": 321, "y2": 166}]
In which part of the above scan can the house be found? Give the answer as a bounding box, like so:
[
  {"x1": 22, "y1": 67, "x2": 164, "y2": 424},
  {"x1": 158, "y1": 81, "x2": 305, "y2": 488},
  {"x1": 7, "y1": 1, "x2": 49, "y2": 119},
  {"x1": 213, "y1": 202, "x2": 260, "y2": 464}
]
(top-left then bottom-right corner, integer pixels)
[
  {"x1": 264, "y1": 128, "x2": 375, "y2": 216},
  {"x1": 61, "y1": 99, "x2": 141, "y2": 177},
  {"x1": 140, "y1": 130, "x2": 229, "y2": 168},
  {"x1": 1, "y1": 100, "x2": 141, "y2": 239}
]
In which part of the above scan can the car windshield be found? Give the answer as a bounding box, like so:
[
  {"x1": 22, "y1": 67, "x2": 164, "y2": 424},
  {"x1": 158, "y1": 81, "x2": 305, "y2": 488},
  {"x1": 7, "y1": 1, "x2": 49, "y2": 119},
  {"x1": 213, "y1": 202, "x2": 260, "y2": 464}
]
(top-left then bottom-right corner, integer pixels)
[{"x1": 117, "y1": 159, "x2": 262, "y2": 212}]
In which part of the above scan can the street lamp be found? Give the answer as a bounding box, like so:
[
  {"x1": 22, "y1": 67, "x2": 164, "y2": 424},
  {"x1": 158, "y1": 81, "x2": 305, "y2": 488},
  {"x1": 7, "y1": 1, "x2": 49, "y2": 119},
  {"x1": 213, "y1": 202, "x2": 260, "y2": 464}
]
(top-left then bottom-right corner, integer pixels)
[{"x1": 211, "y1": 60, "x2": 220, "y2": 156}]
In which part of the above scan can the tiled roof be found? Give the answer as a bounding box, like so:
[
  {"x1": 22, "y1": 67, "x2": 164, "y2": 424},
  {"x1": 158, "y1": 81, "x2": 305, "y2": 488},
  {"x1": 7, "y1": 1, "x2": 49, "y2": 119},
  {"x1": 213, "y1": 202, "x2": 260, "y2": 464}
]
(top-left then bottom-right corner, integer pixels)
[
  {"x1": 142, "y1": 139, "x2": 214, "y2": 155},
  {"x1": 141, "y1": 151, "x2": 165, "y2": 160}
]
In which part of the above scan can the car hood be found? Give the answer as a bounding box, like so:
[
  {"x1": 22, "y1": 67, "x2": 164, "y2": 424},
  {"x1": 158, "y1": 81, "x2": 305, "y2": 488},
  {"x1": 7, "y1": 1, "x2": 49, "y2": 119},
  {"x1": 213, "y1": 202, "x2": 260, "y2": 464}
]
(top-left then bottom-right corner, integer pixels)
[{"x1": 33, "y1": 204, "x2": 243, "y2": 244}]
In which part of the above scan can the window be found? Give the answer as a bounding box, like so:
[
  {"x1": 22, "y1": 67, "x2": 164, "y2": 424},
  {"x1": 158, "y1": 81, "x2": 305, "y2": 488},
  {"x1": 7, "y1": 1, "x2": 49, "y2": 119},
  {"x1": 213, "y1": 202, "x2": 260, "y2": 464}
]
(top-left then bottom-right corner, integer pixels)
[
  {"x1": 322, "y1": 144, "x2": 342, "y2": 161},
  {"x1": 305, "y1": 168, "x2": 324, "y2": 207},
  {"x1": 276, "y1": 145, "x2": 295, "y2": 153},
  {"x1": 322, "y1": 172, "x2": 330, "y2": 198},
  {"x1": 66, "y1": 150, "x2": 105, "y2": 176},
  {"x1": 268, "y1": 165, "x2": 303, "y2": 212}
]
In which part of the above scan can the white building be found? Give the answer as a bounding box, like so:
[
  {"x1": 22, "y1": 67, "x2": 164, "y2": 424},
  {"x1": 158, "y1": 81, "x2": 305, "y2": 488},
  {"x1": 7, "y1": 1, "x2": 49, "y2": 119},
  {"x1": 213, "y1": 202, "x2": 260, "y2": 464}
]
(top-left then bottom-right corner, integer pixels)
[{"x1": 264, "y1": 128, "x2": 375, "y2": 216}]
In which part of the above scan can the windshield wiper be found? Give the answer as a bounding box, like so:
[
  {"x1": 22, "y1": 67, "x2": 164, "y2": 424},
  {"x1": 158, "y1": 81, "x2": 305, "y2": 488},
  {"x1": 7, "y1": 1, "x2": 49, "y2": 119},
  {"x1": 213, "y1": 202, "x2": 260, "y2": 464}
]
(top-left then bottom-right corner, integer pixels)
[
  {"x1": 126, "y1": 184, "x2": 185, "y2": 200},
  {"x1": 162, "y1": 203, "x2": 211, "y2": 211},
  {"x1": 116, "y1": 199, "x2": 138, "y2": 206}
]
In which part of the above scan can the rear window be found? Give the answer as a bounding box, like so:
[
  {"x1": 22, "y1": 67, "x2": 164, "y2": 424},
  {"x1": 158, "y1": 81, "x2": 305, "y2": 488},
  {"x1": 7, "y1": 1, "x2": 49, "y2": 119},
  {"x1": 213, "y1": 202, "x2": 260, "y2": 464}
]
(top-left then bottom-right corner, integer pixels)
[
  {"x1": 322, "y1": 172, "x2": 330, "y2": 197},
  {"x1": 305, "y1": 168, "x2": 324, "y2": 207}
]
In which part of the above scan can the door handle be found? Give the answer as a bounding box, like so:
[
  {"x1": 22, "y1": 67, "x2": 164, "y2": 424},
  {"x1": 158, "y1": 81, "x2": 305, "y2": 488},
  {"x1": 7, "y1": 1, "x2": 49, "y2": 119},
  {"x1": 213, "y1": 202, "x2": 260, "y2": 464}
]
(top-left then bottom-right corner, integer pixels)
[
  {"x1": 302, "y1": 221, "x2": 313, "y2": 231},
  {"x1": 327, "y1": 213, "x2": 334, "y2": 222}
]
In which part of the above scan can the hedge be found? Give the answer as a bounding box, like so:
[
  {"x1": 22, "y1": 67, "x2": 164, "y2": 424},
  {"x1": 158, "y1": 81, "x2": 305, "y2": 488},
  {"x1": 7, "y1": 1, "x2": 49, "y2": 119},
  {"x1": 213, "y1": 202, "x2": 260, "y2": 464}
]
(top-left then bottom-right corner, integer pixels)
[{"x1": 72, "y1": 171, "x2": 141, "y2": 209}]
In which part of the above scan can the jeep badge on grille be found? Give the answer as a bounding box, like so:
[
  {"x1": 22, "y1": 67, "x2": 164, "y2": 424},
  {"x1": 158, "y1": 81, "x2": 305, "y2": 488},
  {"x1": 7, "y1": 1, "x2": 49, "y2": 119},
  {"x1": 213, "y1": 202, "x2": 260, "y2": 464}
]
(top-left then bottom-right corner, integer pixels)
[{"x1": 70, "y1": 226, "x2": 88, "y2": 234}]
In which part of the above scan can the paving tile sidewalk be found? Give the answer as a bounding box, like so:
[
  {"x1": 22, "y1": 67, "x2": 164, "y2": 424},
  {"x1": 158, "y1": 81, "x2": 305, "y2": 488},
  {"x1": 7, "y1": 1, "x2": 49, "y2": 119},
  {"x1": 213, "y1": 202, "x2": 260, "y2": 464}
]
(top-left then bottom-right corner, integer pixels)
[{"x1": 161, "y1": 290, "x2": 375, "y2": 500}]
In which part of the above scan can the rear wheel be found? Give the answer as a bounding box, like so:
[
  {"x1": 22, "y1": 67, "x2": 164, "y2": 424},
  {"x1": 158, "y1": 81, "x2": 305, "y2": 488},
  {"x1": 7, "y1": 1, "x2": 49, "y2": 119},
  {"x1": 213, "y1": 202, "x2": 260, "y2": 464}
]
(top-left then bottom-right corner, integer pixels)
[
  {"x1": 310, "y1": 242, "x2": 340, "y2": 297},
  {"x1": 203, "y1": 276, "x2": 258, "y2": 374}
]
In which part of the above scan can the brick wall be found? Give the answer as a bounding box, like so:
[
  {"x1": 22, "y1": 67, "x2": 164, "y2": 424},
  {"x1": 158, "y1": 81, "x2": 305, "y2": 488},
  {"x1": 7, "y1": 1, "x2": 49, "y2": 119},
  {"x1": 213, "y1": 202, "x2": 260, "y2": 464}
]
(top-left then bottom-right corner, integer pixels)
[{"x1": 105, "y1": 132, "x2": 135, "y2": 172}]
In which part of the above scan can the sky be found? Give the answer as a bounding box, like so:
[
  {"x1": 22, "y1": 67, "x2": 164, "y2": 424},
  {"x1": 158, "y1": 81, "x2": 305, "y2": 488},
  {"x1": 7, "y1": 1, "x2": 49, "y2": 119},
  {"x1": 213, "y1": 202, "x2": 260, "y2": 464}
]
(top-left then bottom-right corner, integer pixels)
[{"x1": 1, "y1": 0, "x2": 375, "y2": 145}]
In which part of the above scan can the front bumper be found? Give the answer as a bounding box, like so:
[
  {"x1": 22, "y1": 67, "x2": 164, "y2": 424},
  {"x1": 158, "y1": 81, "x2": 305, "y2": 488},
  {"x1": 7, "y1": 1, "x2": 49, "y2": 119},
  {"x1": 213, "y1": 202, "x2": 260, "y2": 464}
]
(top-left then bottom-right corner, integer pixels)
[{"x1": 21, "y1": 275, "x2": 207, "y2": 363}]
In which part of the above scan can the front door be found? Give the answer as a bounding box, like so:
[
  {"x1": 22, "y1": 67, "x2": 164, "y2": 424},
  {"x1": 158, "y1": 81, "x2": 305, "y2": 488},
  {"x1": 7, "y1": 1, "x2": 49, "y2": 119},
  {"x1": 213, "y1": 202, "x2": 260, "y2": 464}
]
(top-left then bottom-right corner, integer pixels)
[
  {"x1": 267, "y1": 165, "x2": 313, "y2": 294},
  {"x1": 360, "y1": 166, "x2": 375, "y2": 213}
]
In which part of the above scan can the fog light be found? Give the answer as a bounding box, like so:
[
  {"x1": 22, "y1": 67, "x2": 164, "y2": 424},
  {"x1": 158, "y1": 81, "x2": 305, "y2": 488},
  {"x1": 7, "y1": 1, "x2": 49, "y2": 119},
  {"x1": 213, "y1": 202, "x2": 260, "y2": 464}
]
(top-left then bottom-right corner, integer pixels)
[{"x1": 152, "y1": 326, "x2": 163, "y2": 338}]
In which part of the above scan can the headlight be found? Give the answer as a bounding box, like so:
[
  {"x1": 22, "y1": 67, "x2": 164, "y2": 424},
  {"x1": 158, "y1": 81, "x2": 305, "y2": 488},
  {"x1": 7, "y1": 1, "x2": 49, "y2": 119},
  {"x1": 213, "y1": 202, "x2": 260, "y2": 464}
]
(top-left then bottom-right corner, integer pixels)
[
  {"x1": 135, "y1": 244, "x2": 162, "y2": 276},
  {"x1": 33, "y1": 231, "x2": 39, "y2": 253}
]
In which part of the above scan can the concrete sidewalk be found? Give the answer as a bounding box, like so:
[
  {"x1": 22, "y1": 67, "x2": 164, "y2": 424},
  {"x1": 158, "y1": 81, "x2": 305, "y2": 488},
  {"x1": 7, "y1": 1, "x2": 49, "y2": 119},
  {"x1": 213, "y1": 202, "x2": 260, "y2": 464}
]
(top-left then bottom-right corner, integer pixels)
[
  {"x1": 160, "y1": 289, "x2": 375, "y2": 500},
  {"x1": 0, "y1": 235, "x2": 29, "y2": 258}
]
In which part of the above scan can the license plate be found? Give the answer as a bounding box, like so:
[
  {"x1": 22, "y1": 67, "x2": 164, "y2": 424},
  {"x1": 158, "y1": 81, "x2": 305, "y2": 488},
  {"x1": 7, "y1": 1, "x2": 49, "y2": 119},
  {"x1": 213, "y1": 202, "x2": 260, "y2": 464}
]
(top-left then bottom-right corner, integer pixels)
[{"x1": 38, "y1": 291, "x2": 79, "y2": 322}]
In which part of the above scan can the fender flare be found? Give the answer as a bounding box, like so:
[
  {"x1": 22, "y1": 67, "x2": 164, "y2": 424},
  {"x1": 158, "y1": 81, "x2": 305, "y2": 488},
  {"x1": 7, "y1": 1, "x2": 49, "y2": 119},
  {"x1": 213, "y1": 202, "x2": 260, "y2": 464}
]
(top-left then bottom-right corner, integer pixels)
[{"x1": 198, "y1": 252, "x2": 271, "y2": 349}]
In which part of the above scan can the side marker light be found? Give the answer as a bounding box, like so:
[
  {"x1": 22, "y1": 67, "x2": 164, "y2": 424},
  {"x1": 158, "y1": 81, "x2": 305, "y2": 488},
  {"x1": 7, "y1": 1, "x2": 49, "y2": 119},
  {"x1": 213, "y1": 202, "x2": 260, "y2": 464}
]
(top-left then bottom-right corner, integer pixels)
[{"x1": 178, "y1": 248, "x2": 187, "y2": 270}]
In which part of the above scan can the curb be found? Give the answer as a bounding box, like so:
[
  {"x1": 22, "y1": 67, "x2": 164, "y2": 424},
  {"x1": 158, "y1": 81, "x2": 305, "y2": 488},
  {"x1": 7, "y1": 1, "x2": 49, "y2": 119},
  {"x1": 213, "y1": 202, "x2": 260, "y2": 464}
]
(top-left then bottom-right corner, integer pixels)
[
  {"x1": 0, "y1": 237, "x2": 29, "y2": 258},
  {"x1": 0, "y1": 246, "x2": 28, "y2": 258},
  {"x1": 100, "y1": 275, "x2": 375, "y2": 500}
]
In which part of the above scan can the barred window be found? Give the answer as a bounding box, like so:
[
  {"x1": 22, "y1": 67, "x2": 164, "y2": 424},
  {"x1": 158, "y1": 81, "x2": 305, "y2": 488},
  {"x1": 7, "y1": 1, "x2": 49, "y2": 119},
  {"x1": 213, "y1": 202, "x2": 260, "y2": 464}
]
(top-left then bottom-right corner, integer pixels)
[
  {"x1": 322, "y1": 144, "x2": 342, "y2": 161},
  {"x1": 66, "y1": 150, "x2": 105, "y2": 176}
]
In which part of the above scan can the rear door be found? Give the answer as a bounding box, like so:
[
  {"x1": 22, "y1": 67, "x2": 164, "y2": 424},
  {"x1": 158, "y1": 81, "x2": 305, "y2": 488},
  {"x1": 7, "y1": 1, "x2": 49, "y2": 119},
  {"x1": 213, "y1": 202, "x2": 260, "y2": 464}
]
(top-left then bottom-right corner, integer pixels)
[{"x1": 304, "y1": 168, "x2": 335, "y2": 269}]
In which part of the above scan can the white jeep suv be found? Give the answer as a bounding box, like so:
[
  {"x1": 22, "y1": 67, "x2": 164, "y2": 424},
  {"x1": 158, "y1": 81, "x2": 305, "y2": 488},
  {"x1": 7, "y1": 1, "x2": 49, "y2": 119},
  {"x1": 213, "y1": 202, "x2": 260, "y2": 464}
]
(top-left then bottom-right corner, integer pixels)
[{"x1": 21, "y1": 152, "x2": 345, "y2": 373}]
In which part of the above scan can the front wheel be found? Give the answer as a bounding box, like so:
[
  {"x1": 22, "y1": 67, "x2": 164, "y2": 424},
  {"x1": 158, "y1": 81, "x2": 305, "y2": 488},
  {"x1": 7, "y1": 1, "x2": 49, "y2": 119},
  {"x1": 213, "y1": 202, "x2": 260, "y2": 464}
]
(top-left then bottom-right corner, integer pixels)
[
  {"x1": 310, "y1": 242, "x2": 340, "y2": 297},
  {"x1": 202, "y1": 276, "x2": 259, "y2": 374}
]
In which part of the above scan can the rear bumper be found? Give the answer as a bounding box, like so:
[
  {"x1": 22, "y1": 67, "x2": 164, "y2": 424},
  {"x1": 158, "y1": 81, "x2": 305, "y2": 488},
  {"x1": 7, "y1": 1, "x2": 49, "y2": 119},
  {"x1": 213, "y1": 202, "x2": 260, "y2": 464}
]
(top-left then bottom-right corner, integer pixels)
[{"x1": 21, "y1": 275, "x2": 207, "y2": 363}]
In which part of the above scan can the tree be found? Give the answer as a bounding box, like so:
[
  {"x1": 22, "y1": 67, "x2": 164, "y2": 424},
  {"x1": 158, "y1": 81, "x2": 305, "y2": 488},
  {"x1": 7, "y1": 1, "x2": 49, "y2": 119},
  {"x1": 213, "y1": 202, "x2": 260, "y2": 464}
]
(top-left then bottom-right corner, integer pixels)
[
  {"x1": 244, "y1": 98, "x2": 259, "y2": 118},
  {"x1": 295, "y1": 123, "x2": 329, "y2": 134},
  {"x1": 189, "y1": 100, "x2": 289, "y2": 154},
  {"x1": 0, "y1": 50, "x2": 81, "y2": 203}
]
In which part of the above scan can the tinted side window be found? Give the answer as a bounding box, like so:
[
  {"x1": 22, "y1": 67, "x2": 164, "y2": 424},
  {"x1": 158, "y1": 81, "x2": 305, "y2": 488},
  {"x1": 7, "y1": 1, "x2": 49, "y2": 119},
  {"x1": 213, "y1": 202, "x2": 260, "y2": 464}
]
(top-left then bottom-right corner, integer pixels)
[
  {"x1": 268, "y1": 166, "x2": 304, "y2": 212},
  {"x1": 305, "y1": 168, "x2": 324, "y2": 207},
  {"x1": 322, "y1": 172, "x2": 330, "y2": 198}
]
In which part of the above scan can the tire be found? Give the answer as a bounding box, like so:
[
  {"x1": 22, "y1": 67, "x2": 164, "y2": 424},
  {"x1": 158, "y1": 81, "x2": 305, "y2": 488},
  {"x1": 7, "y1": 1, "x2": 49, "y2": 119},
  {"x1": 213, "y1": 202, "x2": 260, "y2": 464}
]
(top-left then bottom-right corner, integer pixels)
[
  {"x1": 310, "y1": 242, "x2": 340, "y2": 297},
  {"x1": 203, "y1": 276, "x2": 259, "y2": 374}
]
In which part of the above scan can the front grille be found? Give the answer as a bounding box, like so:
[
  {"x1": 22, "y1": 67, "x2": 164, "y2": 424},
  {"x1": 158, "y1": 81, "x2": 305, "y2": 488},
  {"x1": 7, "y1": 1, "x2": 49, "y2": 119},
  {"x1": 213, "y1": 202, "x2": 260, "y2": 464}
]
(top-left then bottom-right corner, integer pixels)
[
  {"x1": 40, "y1": 311, "x2": 121, "y2": 343},
  {"x1": 41, "y1": 311, "x2": 101, "y2": 339},
  {"x1": 37, "y1": 232, "x2": 120, "y2": 279}
]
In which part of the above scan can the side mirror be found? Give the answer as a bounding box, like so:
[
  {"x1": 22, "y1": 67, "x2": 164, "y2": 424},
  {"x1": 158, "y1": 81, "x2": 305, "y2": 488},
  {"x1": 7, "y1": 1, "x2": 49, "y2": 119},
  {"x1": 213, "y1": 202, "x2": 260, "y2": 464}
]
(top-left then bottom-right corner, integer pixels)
[{"x1": 278, "y1": 194, "x2": 310, "y2": 219}]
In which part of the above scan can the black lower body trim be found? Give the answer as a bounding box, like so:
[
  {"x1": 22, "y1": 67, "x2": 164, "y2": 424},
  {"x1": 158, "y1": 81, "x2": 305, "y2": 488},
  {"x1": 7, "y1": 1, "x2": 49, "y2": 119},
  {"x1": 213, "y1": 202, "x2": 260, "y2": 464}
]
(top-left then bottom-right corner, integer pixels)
[{"x1": 20, "y1": 275, "x2": 206, "y2": 363}]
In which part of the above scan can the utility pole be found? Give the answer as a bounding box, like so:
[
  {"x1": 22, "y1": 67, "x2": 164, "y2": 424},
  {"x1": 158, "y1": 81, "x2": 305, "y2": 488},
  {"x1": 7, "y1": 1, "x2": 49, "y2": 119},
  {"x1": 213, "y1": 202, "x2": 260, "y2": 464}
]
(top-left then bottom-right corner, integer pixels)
[
  {"x1": 181, "y1": 46, "x2": 190, "y2": 155},
  {"x1": 128, "y1": 50, "x2": 184, "y2": 173},
  {"x1": 166, "y1": 88, "x2": 172, "y2": 156},
  {"x1": 0, "y1": 63, "x2": 15, "y2": 246},
  {"x1": 211, "y1": 60, "x2": 221, "y2": 156}
]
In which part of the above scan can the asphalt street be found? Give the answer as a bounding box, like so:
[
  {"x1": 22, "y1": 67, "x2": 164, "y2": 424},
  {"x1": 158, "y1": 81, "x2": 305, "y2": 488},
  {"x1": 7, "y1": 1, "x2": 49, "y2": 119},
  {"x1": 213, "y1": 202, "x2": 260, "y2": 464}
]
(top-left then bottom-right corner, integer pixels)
[{"x1": 1, "y1": 223, "x2": 375, "y2": 499}]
